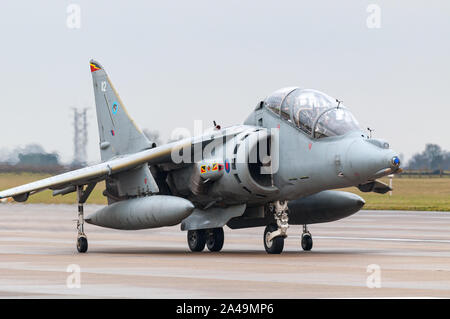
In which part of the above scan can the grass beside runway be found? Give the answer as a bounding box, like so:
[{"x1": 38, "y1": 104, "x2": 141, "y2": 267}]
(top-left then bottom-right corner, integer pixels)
[
  {"x1": 0, "y1": 173, "x2": 107, "y2": 205},
  {"x1": 341, "y1": 177, "x2": 450, "y2": 211},
  {"x1": 0, "y1": 173, "x2": 449, "y2": 211}
]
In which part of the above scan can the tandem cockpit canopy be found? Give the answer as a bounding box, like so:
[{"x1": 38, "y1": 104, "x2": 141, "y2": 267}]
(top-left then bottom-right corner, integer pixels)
[{"x1": 264, "y1": 87, "x2": 361, "y2": 138}]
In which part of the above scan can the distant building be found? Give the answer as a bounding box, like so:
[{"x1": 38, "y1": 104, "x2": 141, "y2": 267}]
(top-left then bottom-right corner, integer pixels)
[{"x1": 18, "y1": 153, "x2": 59, "y2": 167}]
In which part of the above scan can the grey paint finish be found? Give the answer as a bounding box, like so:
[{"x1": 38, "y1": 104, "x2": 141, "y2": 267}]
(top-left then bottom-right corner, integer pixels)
[
  {"x1": 287, "y1": 190, "x2": 365, "y2": 224},
  {"x1": 85, "y1": 195, "x2": 194, "y2": 230},
  {"x1": 113, "y1": 165, "x2": 159, "y2": 197},
  {"x1": 180, "y1": 204, "x2": 246, "y2": 231}
]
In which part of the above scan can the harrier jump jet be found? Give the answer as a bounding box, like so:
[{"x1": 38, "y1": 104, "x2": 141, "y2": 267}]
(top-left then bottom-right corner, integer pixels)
[{"x1": 0, "y1": 60, "x2": 401, "y2": 254}]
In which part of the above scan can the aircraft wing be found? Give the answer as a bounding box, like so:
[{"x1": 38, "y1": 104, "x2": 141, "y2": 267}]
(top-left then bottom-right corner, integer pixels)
[
  {"x1": 0, "y1": 125, "x2": 254, "y2": 201},
  {"x1": 0, "y1": 138, "x2": 191, "y2": 201}
]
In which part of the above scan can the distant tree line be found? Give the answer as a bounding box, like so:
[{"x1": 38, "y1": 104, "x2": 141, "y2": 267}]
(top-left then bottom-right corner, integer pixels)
[{"x1": 407, "y1": 144, "x2": 450, "y2": 173}]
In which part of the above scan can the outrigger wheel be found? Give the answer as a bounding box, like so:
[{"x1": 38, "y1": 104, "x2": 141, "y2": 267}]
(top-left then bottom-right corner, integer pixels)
[{"x1": 77, "y1": 236, "x2": 88, "y2": 253}]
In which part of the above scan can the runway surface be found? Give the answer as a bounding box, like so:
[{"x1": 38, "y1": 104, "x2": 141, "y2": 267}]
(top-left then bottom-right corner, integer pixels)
[{"x1": 1, "y1": 204, "x2": 450, "y2": 298}]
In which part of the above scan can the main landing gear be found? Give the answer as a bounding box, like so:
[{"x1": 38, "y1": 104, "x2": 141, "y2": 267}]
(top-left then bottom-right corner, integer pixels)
[
  {"x1": 187, "y1": 227, "x2": 224, "y2": 252},
  {"x1": 75, "y1": 183, "x2": 96, "y2": 253}
]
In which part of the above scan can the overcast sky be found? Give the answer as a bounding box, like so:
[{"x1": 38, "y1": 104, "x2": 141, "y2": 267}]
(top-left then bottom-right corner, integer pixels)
[{"x1": 0, "y1": 1, "x2": 449, "y2": 163}]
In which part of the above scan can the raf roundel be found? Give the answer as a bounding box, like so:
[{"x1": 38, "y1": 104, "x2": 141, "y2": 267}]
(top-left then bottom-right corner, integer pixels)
[{"x1": 112, "y1": 101, "x2": 119, "y2": 114}]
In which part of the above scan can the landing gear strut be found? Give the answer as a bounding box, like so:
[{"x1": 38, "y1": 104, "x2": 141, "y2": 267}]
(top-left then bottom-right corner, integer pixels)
[
  {"x1": 75, "y1": 183, "x2": 96, "y2": 253},
  {"x1": 301, "y1": 225, "x2": 313, "y2": 251},
  {"x1": 264, "y1": 201, "x2": 289, "y2": 254}
]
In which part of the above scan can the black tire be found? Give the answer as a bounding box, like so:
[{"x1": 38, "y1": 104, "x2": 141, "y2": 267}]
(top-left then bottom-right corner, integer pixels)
[
  {"x1": 187, "y1": 229, "x2": 206, "y2": 252},
  {"x1": 301, "y1": 233, "x2": 313, "y2": 251},
  {"x1": 206, "y1": 228, "x2": 224, "y2": 252},
  {"x1": 263, "y1": 224, "x2": 284, "y2": 254},
  {"x1": 77, "y1": 236, "x2": 88, "y2": 253}
]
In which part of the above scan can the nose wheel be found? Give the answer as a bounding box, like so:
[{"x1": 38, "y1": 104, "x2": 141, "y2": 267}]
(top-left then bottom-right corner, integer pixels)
[
  {"x1": 263, "y1": 201, "x2": 289, "y2": 254},
  {"x1": 264, "y1": 223, "x2": 284, "y2": 254},
  {"x1": 301, "y1": 225, "x2": 313, "y2": 251}
]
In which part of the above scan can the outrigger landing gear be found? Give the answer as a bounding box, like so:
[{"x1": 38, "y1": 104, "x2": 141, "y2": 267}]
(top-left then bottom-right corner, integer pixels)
[
  {"x1": 75, "y1": 183, "x2": 96, "y2": 253},
  {"x1": 301, "y1": 224, "x2": 313, "y2": 251},
  {"x1": 264, "y1": 201, "x2": 289, "y2": 254}
]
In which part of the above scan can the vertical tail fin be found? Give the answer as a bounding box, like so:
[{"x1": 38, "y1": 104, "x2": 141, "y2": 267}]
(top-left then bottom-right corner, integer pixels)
[{"x1": 90, "y1": 59, "x2": 151, "y2": 161}]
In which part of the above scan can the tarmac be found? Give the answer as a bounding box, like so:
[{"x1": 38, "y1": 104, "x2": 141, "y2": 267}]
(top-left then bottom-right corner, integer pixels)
[{"x1": 1, "y1": 204, "x2": 450, "y2": 298}]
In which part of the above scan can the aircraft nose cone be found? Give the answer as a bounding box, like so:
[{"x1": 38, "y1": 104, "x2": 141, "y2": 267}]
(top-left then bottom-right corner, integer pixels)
[{"x1": 344, "y1": 139, "x2": 399, "y2": 182}]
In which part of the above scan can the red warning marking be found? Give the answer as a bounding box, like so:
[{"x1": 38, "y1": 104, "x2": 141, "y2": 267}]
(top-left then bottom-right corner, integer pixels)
[{"x1": 308, "y1": 143, "x2": 312, "y2": 150}]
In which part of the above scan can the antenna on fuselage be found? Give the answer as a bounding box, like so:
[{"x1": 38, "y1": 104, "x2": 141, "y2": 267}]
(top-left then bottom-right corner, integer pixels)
[
  {"x1": 367, "y1": 127, "x2": 374, "y2": 138},
  {"x1": 336, "y1": 99, "x2": 343, "y2": 108},
  {"x1": 213, "y1": 120, "x2": 221, "y2": 130}
]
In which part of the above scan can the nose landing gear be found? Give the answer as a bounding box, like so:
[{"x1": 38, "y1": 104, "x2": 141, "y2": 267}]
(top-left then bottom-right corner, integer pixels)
[{"x1": 264, "y1": 201, "x2": 289, "y2": 254}]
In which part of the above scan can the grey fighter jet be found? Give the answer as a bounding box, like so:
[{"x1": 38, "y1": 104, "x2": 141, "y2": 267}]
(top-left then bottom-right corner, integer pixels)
[{"x1": 0, "y1": 60, "x2": 401, "y2": 254}]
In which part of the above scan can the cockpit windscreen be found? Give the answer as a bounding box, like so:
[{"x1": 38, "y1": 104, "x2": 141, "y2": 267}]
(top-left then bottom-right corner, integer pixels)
[{"x1": 264, "y1": 88, "x2": 361, "y2": 138}]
